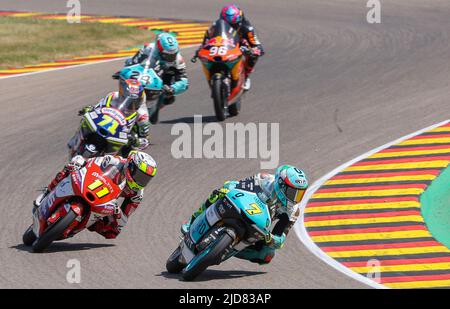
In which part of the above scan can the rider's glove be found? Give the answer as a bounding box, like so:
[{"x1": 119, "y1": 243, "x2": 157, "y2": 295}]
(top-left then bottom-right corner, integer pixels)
[
  {"x1": 191, "y1": 49, "x2": 200, "y2": 63},
  {"x1": 207, "y1": 188, "x2": 230, "y2": 204},
  {"x1": 112, "y1": 72, "x2": 120, "y2": 80},
  {"x1": 65, "y1": 155, "x2": 86, "y2": 172},
  {"x1": 163, "y1": 85, "x2": 175, "y2": 98},
  {"x1": 265, "y1": 233, "x2": 286, "y2": 250},
  {"x1": 135, "y1": 137, "x2": 150, "y2": 150},
  {"x1": 137, "y1": 121, "x2": 150, "y2": 137},
  {"x1": 78, "y1": 105, "x2": 94, "y2": 116},
  {"x1": 251, "y1": 47, "x2": 263, "y2": 57},
  {"x1": 218, "y1": 187, "x2": 230, "y2": 197}
]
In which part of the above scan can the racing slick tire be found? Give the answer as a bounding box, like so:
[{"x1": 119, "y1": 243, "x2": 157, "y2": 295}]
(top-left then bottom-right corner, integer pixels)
[
  {"x1": 31, "y1": 209, "x2": 77, "y2": 253},
  {"x1": 22, "y1": 225, "x2": 37, "y2": 246},
  {"x1": 212, "y1": 74, "x2": 226, "y2": 121},
  {"x1": 166, "y1": 246, "x2": 185, "y2": 274},
  {"x1": 181, "y1": 232, "x2": 234, "y2": 281}
]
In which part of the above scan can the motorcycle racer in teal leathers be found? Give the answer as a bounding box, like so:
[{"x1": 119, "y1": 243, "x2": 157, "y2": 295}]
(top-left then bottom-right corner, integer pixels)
[
  {"x1": 183, "y1": 165, "x2": 308, "y2": 265},
  {"x1": 122, "y1": 32, "x2": 189, "y2": 124}
]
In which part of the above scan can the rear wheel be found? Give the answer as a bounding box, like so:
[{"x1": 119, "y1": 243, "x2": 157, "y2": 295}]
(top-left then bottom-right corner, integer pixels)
[
  {"x1": 166, "y1": 246, "x2": 185, "y2": 274},
  {"x1": 212, "y1": 75, "x2": 226, "y2": 121},
  {"x1": 182, "y1": 232, "x2": 234, "y2": 281},
  {"x1": 31, "y1": 209, "x2": 77, "y2": 253},
  {"x1": 22, "y1": 226, "x2": 36, "y2": 246},
  {"x1": 149, "y1": 102, "x2": 160, "y2": 124},
  {"x1": 228, "y1": 99, "x2": 241, "y2": 117}
]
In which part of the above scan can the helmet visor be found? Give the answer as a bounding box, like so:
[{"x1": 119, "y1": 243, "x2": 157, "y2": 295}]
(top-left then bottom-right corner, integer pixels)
[
  {"x1": 161, "y1": 51, "x2": 177, "y2": 62},
  {"x1": 128, "y1": 161, "x2": 153, "y2": 188},
  {"x1": 115, "y1": 96, "x2": 141, "y2": 115},
  {"x1": 284, "y1": 185, "x2": 305, "y2": 204}
]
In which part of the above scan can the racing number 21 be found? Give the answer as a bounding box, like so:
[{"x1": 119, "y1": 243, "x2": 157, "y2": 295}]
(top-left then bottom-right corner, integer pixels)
[{"x1": 87, "y1": 179, "x2": 110, "y2": 198}]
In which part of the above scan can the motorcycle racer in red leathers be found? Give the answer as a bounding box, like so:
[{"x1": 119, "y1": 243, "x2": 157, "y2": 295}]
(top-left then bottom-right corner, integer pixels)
[{"x1": 33, "y1": 151, "x2": 157, "y2": 239}]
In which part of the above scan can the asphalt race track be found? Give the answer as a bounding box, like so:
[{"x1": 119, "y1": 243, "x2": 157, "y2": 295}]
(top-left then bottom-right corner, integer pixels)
[{"x1": 1, "y1": 0, "x2": 450, "y2": 288}]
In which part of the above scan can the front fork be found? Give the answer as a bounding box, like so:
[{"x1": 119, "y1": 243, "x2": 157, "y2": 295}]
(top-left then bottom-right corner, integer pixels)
[
  {"x1": 196, "y1": 226, "x2": 237, "y2": 263},
  {"x1": 210, "y1": 74, "x2": 231, "y2": 99},
  {"x1": 33, "y1": 201, "x2": 84, "y2": 239}
]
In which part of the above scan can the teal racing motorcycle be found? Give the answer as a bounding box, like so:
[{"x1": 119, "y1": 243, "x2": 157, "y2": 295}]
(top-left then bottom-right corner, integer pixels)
[
  {"x1": 166, "y1": 188, "x2": 272, "y2": 281},
  {"x1": 113, "y1": 53, "x2": 164, "y2": 123}
]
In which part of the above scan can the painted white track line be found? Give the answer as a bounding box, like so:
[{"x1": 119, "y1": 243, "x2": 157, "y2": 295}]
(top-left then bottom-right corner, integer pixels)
[
  {"x1": 0, "y1": 45, "x2": 197, "y2": 80},
  {"x1": 294, "y1": 119, "x2": 450, "y2": 289}
]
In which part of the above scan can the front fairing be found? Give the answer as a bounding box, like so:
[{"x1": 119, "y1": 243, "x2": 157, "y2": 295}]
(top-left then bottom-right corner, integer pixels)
[
  {"x1": 121, "y1": 64, "x2": 163, "y2": 90},
  {"x1": 33, "y1": 176, "x2": 76, "y2": 236},
  {"x1": 119, "y1": 53, "x2": 164, "y2": 98},
  {"x1": 198, "y1": 19, "x2": 242, "y2": 65},
  {"x1": 224, "y1": 189, "x2": 272, "y2": 236},
  {"x1": 187, "y1": 189, "x2": 271, "y2": 248},
  {"x1": 189, "y1": 206, "x2": 220, "y2": 245},
  {"x1": 76, "y1": 161, "x2": 123, "y2": 216},
  {"x1": 81, "y1": 108, "x2": 129, "y2": 154}
]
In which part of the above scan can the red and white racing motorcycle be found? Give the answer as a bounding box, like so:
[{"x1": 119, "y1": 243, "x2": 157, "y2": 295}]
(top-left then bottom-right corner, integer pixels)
[{"x1": 23, "y1": 158, "x2": 124, "y2": 253}]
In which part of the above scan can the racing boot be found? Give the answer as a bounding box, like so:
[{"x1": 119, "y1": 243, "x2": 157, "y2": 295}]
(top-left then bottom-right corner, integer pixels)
[
  {"x1": 243, "y1": 77, "x2": 251, "y2": 91},
  {"x1": 235, "y1": 245, "x2": 275, "y2": 265}
]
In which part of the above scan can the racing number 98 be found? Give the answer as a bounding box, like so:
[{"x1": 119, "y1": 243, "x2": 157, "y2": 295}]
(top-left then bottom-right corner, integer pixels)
[{"x1": 209, "y1": 46, "x2": 227, "y2": 56}]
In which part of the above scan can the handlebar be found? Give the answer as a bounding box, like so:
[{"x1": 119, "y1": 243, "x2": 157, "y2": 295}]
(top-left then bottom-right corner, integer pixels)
[
  {"x1": 240, "y1": 45, "x2": 252, "y2": 55},
  {"x1": 191, "y1": 50, "x2": 199, "y2": 63},
  {"x1": 112, "y1": 72, "x2": 120, "y2": 80}
]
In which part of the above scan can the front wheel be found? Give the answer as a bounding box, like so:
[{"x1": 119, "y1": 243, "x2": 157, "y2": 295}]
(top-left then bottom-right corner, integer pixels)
[
  {"x1": 31, "y1": 209, "x2": 77, "y2": 253},
  {"x1": 182, "y1": 232, "x2": 234, "y2": 281},
  {"x1": 166, "y1": 246, "x2": 185, "y2": 274},
  {"x1": 212, "y1": 75, "x2": 227, "y2": 121},
  {"x1": 22, "y1": 225, "x2": 36, "y2": 246}
]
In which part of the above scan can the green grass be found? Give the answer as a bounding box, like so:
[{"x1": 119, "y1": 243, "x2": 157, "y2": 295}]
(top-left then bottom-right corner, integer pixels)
[
  {"x1": 0, "y1": 17, "x2": 154, "y2": 69},
  {"x1": 421, "y1": 165, "x2": 450, "y2": 249}
]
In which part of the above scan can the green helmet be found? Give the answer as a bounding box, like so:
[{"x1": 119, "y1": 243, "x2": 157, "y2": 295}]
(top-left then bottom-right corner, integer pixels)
[{"x1": 273, "y1": 165, "x2": 308, "y2": 207}]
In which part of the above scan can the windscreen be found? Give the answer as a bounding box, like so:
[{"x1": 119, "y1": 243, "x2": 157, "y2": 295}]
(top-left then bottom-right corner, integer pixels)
[
  {"x1": 207, "y1": 19, "x2": 239, "y2": 47},
  {"x1": 110, "y1": 95, "x2": 140, "y2": 117},
  {"x1": 101, "y1": 160, "x2": 126, "y2": 186}
]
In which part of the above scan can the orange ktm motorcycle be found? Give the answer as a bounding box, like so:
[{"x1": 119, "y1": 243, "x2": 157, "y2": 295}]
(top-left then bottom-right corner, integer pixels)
[{"x1": 192, "y1": 19, "x2": 251, "y2": 121}]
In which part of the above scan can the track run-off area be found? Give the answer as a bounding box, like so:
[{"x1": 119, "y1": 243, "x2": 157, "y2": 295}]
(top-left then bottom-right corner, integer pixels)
[
  {"x1": 297, "y1": 120, "x2": 450, "y2": 288},
  {"x1": 1, "y1": 0, "x2": 450, "y2": 288},
  {"x1": 0, "y1": 10, "x2": 209, "y2": 78}
]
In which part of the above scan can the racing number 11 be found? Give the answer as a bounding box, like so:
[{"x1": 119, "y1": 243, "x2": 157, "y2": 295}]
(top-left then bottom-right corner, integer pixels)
[{"x1": 87, "y1": 179, "x2": 110, "y2": 198}]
